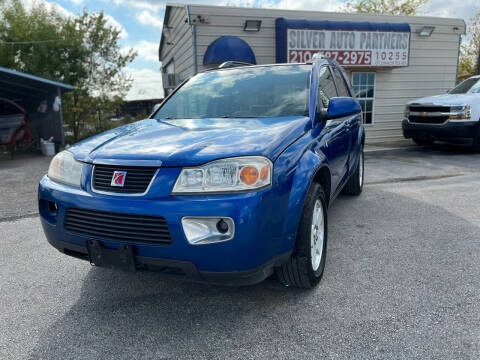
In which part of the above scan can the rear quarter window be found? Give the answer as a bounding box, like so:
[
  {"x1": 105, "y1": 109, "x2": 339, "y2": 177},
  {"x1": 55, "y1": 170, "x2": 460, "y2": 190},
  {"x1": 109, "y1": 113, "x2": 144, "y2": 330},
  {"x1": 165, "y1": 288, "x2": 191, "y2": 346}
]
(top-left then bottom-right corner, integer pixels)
[{"x1": 332, "y1": 67, "x2": 351, "y2": 97}]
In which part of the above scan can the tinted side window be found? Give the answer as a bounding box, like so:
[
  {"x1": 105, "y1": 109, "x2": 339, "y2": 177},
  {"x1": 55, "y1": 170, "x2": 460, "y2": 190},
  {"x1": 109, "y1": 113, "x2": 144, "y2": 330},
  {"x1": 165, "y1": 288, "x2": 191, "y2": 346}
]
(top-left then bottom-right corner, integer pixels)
[
  {"x1": 318, "y1": 66, "x2": 337, "y2": 108},
  {"x1": 332, "y1": 67, "x2": 350, "y2": 97}
]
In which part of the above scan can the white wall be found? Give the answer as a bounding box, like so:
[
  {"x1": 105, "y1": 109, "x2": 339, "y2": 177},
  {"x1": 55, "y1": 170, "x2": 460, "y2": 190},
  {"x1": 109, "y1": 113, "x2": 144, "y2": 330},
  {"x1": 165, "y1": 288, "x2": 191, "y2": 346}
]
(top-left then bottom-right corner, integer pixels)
[{"x1": 159, "y1": 5, "x2": 196, "y2": 89}]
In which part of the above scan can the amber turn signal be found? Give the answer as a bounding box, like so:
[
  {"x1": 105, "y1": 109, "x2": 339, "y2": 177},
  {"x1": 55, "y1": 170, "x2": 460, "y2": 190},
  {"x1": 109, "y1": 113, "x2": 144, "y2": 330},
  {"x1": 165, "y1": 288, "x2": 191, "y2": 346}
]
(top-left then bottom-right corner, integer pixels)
[
  {"x1": 260, "y1": 165, "x2": 269, "y2": 181},
  {"x1": 240, "y1": 166, "x2": 259, "y2": 185}
]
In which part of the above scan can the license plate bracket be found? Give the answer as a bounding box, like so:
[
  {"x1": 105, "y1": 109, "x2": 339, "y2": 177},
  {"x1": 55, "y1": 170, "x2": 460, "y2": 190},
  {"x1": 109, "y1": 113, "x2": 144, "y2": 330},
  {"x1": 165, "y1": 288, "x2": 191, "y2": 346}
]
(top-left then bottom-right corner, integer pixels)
[{"x1": 86, "y1": 239, "x2": 136, "y2": 272}]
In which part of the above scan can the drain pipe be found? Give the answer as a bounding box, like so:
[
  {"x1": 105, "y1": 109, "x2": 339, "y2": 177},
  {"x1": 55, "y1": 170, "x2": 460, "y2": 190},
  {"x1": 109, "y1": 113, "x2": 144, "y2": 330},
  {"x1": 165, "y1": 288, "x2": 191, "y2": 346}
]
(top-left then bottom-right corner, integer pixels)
[{"x1": 186, "y1": 5, "x2": 198, "y2": 75}]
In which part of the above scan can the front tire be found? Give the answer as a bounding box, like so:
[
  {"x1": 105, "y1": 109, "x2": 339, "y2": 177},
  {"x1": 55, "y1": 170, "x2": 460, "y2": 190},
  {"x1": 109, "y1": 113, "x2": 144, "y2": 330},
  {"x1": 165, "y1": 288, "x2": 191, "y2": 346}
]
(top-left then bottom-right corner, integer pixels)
[{"x1": 276, "y1": 183, "x2": 328, "y2": 289}]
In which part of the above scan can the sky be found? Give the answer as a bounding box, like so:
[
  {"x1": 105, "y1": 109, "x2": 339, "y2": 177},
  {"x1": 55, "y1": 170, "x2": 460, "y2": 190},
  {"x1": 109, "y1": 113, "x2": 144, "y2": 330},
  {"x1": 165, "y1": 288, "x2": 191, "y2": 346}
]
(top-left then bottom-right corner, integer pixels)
[{"x1": 30, "y1": 0, "x2": 480, "y2": 100}]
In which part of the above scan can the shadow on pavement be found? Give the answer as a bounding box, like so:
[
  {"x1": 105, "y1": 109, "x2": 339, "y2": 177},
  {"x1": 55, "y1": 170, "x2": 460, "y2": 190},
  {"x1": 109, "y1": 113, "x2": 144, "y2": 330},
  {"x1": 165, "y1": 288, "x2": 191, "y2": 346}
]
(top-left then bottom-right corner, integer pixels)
[
  {"x1": 412, "y1": 142, "x2": 478, "y2": 155},
  {"x1": 27, "y1": 189, "x2": 480, "y2": 359}
]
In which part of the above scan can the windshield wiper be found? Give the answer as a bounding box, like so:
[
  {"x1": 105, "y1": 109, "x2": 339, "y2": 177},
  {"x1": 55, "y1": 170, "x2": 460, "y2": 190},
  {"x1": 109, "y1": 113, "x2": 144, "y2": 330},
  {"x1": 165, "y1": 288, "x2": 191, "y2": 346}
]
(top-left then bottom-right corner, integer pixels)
[
  {"x1": 161, "y1": 117, "x2": 202, "y2": 120},
  {"x1": 219, "y1": 115, "x2": 266, "y2": 118}
]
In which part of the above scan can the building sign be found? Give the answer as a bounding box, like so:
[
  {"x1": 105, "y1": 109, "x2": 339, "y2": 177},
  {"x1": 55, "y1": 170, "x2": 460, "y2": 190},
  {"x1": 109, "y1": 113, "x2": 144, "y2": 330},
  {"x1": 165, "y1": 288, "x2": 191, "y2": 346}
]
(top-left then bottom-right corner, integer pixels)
[
  {"x1": 276, "y1": 18, "x2": 411, "y2": 67},
  {"x1": 288, "y1": 29, "x2": 410, "y2": 66}
]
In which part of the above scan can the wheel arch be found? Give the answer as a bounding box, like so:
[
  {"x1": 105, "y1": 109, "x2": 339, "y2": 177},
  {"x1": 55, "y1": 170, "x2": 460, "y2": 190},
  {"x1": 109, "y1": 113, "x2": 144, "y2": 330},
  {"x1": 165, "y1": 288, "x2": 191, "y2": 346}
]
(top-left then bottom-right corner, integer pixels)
[
  {"x1": 280, "y1": 149, "x2": 332, "y2": 252},
  {"x1": 311, "y1": 165, "x2": 332, "y2": 208}
]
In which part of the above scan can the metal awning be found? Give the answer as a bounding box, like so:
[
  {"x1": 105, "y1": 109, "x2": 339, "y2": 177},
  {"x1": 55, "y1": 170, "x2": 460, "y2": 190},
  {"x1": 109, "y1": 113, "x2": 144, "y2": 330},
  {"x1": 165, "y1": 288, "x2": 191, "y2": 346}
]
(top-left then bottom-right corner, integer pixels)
[{"x1": 0, "y1": 66, "x2": 74, "y2": 99}]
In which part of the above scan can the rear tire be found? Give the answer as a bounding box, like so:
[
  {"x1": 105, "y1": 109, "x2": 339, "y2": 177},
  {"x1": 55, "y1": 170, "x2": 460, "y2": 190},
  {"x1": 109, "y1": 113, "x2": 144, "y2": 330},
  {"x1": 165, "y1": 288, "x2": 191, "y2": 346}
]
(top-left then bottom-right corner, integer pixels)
[
  {"x1": 276, "y1": 183, "x2": 327, "y2": 289},
  {"x1": 412, "y1": 137, "x2": 434, "y2": 146},
  {"x1": 343, "y1": 148, "x2": 364, "y2": 196}
]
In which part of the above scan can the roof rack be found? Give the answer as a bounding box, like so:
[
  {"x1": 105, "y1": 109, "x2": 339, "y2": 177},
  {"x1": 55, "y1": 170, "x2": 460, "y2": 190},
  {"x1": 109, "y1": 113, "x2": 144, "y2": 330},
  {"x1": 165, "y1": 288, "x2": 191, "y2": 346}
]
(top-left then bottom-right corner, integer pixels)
[{"x1": 218, "y1": 61, "x2": 254, "y2": 69}]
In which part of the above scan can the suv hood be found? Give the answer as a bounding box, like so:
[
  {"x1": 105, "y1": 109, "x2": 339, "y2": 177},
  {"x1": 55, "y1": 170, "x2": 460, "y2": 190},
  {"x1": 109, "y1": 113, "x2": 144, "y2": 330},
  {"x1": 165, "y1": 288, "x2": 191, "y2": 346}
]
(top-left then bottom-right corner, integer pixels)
[
  {"x1": 408, "y1": 93, "x2": 480, "y2": 106},
  {"x1": 69, "y1": 116, "x2": 310, "y2": 166}
]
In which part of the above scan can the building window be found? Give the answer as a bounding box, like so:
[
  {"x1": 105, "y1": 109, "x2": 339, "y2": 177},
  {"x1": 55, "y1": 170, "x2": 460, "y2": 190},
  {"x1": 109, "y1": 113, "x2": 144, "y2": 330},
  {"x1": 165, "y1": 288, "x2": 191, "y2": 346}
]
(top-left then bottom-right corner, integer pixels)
[
  {"x1": 162, "y1": 61, "x2": 178, "y2": 94},
  {"x1": 352, "y1": 72, "x2": 375, "y2": 125}
]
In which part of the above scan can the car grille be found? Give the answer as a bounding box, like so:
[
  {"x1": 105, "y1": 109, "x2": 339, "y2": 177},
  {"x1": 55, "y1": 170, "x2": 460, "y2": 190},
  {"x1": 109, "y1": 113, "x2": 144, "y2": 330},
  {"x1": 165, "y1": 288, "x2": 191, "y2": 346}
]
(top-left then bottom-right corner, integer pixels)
[
  {"x1": 92, "y1": 164, "x2": 157, "y2": 194},
  {"x1": 64, "y1": 208, "x2": 172, "y2": 245},
  {"x1": 409, "y1": 105, "x2": 450, "y2": 113},
  {"x1": 408, "y1": 115, "x2": 449, "y2": 124}
]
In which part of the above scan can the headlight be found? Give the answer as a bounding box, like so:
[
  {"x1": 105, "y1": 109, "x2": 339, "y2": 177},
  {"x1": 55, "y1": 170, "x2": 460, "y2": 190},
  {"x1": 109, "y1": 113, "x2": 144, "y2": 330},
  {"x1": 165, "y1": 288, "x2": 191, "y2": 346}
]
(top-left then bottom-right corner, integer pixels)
[
  {"x1": 449, "y1": 105, "x2": 471, "y2": 120},
  {"x1": 172, "y1": 156, "x2": 272, "y2": 194},
  {"x1": 47, "y1": 151, "x2": 83, "y2": 187},
  {"x1": 404, "y1": 105, "x2": 410, "y2": 118}
]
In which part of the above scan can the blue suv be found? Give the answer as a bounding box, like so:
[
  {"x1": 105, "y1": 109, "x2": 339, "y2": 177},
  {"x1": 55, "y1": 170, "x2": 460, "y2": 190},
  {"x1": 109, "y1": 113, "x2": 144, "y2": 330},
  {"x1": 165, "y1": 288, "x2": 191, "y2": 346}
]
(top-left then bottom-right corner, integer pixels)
[{"x1": 38, "y1": 57, "x2": 364, "y2": 288}]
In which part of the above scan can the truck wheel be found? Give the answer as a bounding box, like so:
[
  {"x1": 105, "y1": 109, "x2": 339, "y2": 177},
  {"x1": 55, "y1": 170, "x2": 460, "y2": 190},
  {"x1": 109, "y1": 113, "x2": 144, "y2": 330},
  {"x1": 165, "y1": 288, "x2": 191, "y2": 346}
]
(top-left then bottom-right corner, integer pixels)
[
  {"x1": 472, "y1": 125, "x2": 480, "y2": 153},
  {"x1": 412, "y1": 137, "x2": 434, "y2": 146},
  {"x1": 342, "y1": 148, "x2": 364, "y2": 196},
  {"x1": 276, "y1": 183, "x2": 327, "y2": 289}
]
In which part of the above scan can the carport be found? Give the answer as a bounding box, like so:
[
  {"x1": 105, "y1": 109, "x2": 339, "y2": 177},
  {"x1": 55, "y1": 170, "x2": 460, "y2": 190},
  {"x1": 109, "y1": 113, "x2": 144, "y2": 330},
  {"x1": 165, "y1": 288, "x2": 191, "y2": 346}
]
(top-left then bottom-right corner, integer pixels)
[{"x1": 0, "y1": 66, "x2": 74, "y2": 150}]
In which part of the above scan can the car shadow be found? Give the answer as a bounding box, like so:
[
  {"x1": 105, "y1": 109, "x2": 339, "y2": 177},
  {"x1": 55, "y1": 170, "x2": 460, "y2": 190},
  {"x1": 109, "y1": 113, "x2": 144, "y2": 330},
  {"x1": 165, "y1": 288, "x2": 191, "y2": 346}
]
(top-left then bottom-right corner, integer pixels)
[
  {"x1": 411, "y1": 141, "x2": 477, "y2": 155},
  {"x1": 26, "y1": 265, "x2": 314, "y2": 359},
  {"x1": 27, "y1": 188, "x2": 480, "y2": 359}
]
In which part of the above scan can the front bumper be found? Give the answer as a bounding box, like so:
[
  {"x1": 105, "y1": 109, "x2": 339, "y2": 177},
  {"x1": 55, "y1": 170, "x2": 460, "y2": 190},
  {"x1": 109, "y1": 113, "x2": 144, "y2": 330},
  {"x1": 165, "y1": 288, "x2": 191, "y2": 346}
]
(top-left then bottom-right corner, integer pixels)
[
  {"x1": 45, "y1": 235, "x2": 290, "y2": 286},
  {"x1": 402, "y1": 118, "x2": 478, "y2": 142},
  {"x1": 39, "y1": 175, "x2": 293, "y2": 285}
]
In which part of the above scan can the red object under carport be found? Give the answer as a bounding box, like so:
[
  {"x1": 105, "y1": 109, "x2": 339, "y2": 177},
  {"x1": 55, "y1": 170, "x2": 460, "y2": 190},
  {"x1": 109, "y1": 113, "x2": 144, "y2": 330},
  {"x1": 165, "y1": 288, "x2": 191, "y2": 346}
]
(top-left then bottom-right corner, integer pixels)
[{"x1": 0, "y1": 66, "x2": 74, "y2": 153}]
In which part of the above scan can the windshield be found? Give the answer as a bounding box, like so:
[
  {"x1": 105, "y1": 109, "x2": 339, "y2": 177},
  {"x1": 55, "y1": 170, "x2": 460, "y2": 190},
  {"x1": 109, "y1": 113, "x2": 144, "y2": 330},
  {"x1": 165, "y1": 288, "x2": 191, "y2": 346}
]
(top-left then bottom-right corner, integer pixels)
[
  {"x1": 449, "y1": 77, "x2": 480, "y2": 94},
  {"x1": 155, "y1": 65, "x2": 310, "y2": 119}
]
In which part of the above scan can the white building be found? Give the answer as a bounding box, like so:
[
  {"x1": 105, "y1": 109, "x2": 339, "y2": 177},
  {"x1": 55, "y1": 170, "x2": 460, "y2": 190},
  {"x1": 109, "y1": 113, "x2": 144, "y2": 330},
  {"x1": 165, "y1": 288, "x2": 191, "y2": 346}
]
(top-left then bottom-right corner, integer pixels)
[{"x1": 159, "y1": 3, "x2": 465, "y2": 142}]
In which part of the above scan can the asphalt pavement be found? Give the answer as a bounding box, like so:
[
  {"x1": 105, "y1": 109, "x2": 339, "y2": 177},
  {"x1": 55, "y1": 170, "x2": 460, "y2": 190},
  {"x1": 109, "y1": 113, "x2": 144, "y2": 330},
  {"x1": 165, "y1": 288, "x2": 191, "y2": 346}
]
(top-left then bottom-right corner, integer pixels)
[{"x1": 1, "y1": 143, "x2": 480, "y2": 359}]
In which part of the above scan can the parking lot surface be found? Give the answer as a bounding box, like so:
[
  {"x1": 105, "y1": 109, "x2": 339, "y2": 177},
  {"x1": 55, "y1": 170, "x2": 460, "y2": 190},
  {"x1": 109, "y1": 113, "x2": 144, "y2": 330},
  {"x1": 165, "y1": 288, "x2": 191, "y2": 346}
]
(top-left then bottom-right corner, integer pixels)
[{"x1": 1, "y1": 144, "x2": 480, "y2": 359}]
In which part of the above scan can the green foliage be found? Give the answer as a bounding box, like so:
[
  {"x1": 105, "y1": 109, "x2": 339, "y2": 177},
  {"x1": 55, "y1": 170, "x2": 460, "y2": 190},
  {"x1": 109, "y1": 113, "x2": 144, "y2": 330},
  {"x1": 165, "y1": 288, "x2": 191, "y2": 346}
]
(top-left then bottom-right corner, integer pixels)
[
  {"x1": 458, "y1": 14, "x2": 480, "y2": 79},
  {"x1": 0, "y1": 0, "x2": 137, "y2": 140},
  {"x1": 342, "y1": 0, "x2": 430, "y2": 16}
]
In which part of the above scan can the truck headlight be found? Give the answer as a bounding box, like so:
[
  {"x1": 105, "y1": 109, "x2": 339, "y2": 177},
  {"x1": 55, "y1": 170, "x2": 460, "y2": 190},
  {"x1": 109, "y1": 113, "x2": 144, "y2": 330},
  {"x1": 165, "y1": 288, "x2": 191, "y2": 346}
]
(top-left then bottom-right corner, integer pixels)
[
  {"x1": 47, "y1": 151, "x2": 83, "y2": 187},
  {"x1": 172, "y1": 156, "x2": 272, "y2": 194},
  {"x1": 449, "y1": 105, "x2": 471, "y2": 120},
  {"x1": 404, "y1": 106, "x2": 410, "y2": 118}
]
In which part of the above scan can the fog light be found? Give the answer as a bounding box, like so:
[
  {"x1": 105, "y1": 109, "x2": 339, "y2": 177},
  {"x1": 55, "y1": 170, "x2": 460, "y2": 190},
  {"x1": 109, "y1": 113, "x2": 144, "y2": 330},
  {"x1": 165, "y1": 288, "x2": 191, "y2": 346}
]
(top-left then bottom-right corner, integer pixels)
[
  {"x1": 216, "y1": 219, "x2": 229, "y2": 233},
  {"x1": 181, "y1": 217, "x2": 235, "y2": 245},
  {"x1": 39, "y1": 199, "x2": 58, "y2": 224},
  {"x1": 48, "y1": 201, "x2": 58, "y2": 215}
]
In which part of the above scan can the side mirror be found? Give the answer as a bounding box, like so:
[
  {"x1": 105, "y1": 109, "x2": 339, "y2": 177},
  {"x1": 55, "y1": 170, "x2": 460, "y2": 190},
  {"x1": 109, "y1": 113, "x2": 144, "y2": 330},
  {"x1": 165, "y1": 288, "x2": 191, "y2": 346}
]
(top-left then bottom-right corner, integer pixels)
[
  {"x1": 318, "y1": 97, "x2": 361, "y2": 121},
  {"x1": 151, "y1": 103, "x2": 161, "y2": 114}
]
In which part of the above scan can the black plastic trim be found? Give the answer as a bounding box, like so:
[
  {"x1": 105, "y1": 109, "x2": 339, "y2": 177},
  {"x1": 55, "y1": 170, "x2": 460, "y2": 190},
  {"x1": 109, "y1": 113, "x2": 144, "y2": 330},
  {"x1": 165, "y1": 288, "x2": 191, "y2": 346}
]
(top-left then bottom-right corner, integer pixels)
[{"x1": 45, "y1": 233, "x2": 291, "y2": 286}]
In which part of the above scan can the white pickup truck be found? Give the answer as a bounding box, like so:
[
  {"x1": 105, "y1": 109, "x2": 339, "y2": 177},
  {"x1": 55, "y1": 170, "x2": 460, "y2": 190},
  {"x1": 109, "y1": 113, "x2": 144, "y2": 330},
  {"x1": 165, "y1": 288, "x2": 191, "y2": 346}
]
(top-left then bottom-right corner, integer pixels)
[{"x1": 402, "y1": 75, "x2": 480, "y2": 152}]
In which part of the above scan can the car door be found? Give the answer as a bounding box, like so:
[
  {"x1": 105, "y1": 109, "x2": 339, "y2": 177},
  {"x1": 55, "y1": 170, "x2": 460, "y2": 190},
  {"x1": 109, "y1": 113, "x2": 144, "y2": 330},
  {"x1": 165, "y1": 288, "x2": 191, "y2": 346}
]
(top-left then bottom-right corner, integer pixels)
[
  {"x1": 317, "y1": 66, "x2": 350, "y2": 193},
  {"x1": 331, "y1": 66, "x2": 361, "y2": 176}
]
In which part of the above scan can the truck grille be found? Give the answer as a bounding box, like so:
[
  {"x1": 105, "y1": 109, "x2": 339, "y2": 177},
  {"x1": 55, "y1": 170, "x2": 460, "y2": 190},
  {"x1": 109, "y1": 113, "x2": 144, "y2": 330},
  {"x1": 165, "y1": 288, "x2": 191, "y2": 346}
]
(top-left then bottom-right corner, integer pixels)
[
  {"x1": 92, "y1": 164, "x2": 157, "y2": 194},
  {"x1": 408, "y1": 115, "x2": 449, "y2": 124},
  {"x1": 409, "y1": 105, "x2": 450, "y2": 113},
  {"x1": 64, "y1": 208, "x2": 172, "y2": 245}
]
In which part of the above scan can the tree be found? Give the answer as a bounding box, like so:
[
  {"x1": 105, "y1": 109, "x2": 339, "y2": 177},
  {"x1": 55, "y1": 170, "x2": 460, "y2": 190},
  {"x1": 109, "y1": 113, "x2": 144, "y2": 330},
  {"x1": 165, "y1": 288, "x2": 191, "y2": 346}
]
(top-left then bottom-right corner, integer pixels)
[
  {"x1": 0, "y1": 0, "x2": 76, "y2": 80},
  {"x1": 0, "y1": 0, "x2": 136, "y2": 140},
  {"x1": 342, "y1": 0, "x2": 430, "y2": 16},
  {"x1": 458, "y1": 13, "x2": 480, "y2": 78},
  {"x1": 61, "y1": 10, "x2": 136, "y2": 140}
]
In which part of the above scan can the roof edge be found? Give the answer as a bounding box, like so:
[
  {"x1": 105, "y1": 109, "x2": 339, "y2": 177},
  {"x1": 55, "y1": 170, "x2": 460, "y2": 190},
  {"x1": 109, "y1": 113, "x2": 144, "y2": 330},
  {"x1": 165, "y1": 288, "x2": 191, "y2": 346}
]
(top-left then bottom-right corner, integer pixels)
[
  {"x1": 169, "y1": 3, "x2": 466, "y2": 26},
  {"x1": 0, "y1": 66, "x2": 74, "y2": 90},
  {"x1": 159, "y1": 3, "x2": 188, "y2": 63}
]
